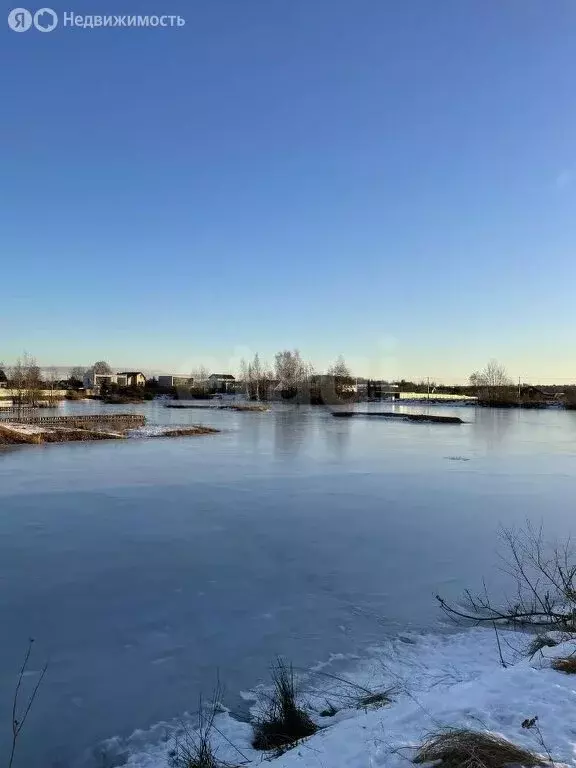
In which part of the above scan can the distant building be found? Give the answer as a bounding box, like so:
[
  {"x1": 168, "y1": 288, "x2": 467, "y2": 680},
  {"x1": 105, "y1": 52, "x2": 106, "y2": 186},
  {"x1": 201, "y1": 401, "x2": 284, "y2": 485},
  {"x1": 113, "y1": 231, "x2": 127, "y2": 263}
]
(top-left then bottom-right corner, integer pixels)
[
  {"x1": 117, "y1": 372, "x2": 146, "y2": 387},
  {"x1": 84, "y1": 372, "x2": 112, "y2": 391},
  {"x1": 208, "y1": 374, "x2": 236, "y2": 393},
  {"x1": 83, "y1": 370, "x2": 146, "y2": 393},
  {"x1": 0, "y1": 370, "x2": 7, "y2": 389},
  {"x1": 356, "y1": 380, "x2": 400, "y2": 400},
  {"x1": 158, "y1": 375, "x2": 193, "y2": 388}
]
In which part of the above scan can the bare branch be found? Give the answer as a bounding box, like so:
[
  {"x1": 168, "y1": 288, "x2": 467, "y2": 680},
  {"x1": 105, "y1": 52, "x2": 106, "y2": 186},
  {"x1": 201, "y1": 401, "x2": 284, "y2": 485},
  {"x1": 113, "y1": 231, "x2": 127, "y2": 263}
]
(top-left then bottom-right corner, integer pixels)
[
  {"x1": 8, "y1": 639, "x2": 48, "y2": 768},
  {"x1": 437, "y1": 524, "x2": 576, "y2": 634}
]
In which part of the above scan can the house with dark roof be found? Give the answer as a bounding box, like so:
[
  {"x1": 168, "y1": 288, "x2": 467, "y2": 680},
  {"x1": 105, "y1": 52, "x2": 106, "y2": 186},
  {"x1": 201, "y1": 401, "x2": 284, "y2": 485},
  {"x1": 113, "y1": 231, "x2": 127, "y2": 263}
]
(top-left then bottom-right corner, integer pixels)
[
  {"x1": 208, "y1": 373, "x2": 236, "y2": 393},
  {"x1": 0, "y1": 369, "x2": 8, "y2": 389},
  {"x1": 158, "y1": 375, "x2": 193, "y2": 389}
]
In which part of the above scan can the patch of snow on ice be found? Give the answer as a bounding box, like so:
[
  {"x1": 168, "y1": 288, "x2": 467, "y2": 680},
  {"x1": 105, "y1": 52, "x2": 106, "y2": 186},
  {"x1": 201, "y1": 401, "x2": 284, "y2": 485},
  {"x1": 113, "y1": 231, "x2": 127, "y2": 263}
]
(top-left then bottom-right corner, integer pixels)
[{"x1": 126, "y1": 426, "x2": 174, "y2": 438}]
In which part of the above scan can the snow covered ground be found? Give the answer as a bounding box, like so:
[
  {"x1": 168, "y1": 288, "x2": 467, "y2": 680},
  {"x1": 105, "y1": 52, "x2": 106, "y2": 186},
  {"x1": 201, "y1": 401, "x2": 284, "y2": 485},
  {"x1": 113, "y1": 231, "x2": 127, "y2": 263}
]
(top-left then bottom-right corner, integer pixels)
[
  {"x1": 104, "y1": 628, "x2": 576, "y2": 768},
  {"x1": 126, "y1": 425, "x2": 180, "y2": 438}
]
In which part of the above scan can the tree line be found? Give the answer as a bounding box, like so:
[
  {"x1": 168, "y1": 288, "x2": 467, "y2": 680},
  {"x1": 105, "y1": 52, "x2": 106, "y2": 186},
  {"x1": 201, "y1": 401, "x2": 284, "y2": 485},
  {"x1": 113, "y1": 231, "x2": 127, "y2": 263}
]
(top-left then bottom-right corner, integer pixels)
[
  {"x1": 0, "y1": 356, "x2": 109, "y2": 407},
  {"x1": 2, "y1": 352, "x2": 575, "y2": 409},
  {"x1": 237, "y1": 350, "x2": 355, "y2": 404}
]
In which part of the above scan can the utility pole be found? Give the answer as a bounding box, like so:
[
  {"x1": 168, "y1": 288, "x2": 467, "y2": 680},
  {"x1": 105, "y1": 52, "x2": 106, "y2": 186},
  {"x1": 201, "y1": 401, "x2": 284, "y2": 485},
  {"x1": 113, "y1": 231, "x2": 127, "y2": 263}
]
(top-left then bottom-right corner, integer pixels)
[
  {"x1": 518, "y1": 376, "x2": 521, "y2": 401},
  {"x1": 427, "y1": 376, "x2": 430, "y2": 401}
]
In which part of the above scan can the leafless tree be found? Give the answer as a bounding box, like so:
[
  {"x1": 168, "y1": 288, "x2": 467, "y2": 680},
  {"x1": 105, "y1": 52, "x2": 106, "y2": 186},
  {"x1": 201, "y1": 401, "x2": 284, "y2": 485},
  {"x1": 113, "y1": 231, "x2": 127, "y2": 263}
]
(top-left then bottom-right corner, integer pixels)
[
  {"x1": 327, "y1": 356, "x2": 355, "y2": 401},
  {"x1": 190, "y1": 366, "x2": 209, "y2": 385},
  {"x1": 251, "y1": 353, "x2": 263, "y2": 401},
  {"x1": 9, "y1": 358, "x2": 26, "y2": 414},
  {"x1": 44, "y1": 366, "x2": 60, "y2": 405},
  {"x1": 240, "y1": 353, "x2": 273, "y2": 401},
  {"x1": 239, "y1": 358, "x2": 251, "y2": 398},
  {"x1": 469, "y1": 372, "x2": 481, "y2": 388},
  {"x1": 190, "y1": 365, "x2": 209, "y2": 382},
  {"x1": 469, "y1": 360, "x2": 512, "y2": 388},
  {"x1": 328, "y1": 355, "x2": 351, "y2": 380},
  {"x1": 8, "y1": 639, "x2": 48, "y2": 768},
  {"x1": 69, "y1": 366, "x2": 86, "y2": 383},
  {"x1": 274, "y1": 349, "x2": 312, "y2": 400},
  {"x1": 188, "y1": 366, "x2": 210, "y2": 396},
  {"x1": 91, "y1": 361, "x2": 112, "y2": 375},
  {"x1": 469, "y1": 360, "x2": 514, "y2": 405},
  {"x1": 10, "y1": 353, "x2": 43, "y2": 411},
  {"x1": 437, "y1": 523, "x2": 576, "y2": 633}
]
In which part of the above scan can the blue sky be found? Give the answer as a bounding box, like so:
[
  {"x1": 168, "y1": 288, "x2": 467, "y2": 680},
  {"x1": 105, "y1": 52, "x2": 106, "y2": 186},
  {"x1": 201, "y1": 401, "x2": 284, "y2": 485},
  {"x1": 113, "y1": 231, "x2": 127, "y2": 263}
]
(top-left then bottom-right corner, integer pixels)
[{"x1": 1, "y1": 0, "x2": 575, "y2": 382}]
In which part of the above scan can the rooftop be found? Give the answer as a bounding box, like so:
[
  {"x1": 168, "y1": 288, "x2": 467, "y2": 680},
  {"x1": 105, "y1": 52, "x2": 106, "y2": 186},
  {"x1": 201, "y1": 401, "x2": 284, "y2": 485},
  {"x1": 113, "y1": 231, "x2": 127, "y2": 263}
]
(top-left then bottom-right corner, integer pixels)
[{"x1": 117, "y1": 371, "x2": 145, "y2": 376}]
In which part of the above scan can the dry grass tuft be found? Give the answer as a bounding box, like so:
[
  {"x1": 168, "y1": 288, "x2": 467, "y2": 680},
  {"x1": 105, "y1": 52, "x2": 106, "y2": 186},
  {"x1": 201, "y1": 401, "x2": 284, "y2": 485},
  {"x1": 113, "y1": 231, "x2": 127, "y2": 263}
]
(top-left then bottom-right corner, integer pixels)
[
  {"x1": 356, "y1": 690, "x2": 393, "y2": 710},
  {"x1": 551, "y1": 655, "x2": 576, "y2": 674},
  {"x1": 413, "y1": 729, "x2": 547, "y2": 768},
  {"x1": 319, "y1": 702, "x2": 338, "y2": 717},
  {"x1": 527, "y1": 634, "x2": 559, "y2": 657},
  {"x1": 252, "y1": 659, "x2": 318, "y2": 752},
  {"x1": 168, "y1": 684, "x2": 236, "y2": 768}
]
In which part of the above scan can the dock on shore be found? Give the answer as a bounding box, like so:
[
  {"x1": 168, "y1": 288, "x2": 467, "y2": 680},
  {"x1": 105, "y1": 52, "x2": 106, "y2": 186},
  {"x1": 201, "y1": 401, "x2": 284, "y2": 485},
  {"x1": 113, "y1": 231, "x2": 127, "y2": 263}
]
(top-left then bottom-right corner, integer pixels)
[{"x1": 332, "y1": 411, "x2": 464, "y2": 424}]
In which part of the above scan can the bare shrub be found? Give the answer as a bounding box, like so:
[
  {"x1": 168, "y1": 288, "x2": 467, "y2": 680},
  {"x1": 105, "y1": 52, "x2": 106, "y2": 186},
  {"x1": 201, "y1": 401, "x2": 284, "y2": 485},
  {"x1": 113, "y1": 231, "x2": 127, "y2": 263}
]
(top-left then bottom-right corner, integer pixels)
[
  {"x1": 437, "y1": 523, "x2": 576, "y2": 633},
  {"x1": 526, "y1": 635, "x2": 560, "y2": 658},
  {"x1": 413, "y1": 729, "x2": 548, "y2": 768},
  {"x1": 168, "y1": 684, "x2": 236, "y2": 768},
  {"x1": 252, "y1": 659, "x2": 318, "y2": 752},
  {"x1": 303, "y1": 666, "x2": 394, "y2": 714},
  {"x1": 356, "y1": 690, "x2": 392, "y2": 710}
]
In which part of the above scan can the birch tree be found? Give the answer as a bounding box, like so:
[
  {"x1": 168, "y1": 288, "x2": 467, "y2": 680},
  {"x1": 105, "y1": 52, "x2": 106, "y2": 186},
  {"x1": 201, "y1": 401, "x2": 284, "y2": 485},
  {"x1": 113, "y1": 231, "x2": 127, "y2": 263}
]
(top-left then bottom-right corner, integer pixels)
[
  {"x1": 328, "y1": 355, "x2": 354, "y2": 400},
  {"x1": 274, "y1": 349, "x2": 312, "y2": 400},
  {"x1": 240, "y1": 353, "x2": 273, "y2": 400}
]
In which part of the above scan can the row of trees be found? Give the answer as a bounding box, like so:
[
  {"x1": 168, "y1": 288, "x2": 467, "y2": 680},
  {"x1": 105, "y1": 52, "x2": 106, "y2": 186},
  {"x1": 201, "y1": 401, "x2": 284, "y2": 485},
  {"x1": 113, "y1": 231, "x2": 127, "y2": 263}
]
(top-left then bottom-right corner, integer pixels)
[
  {"x1": 237, "y1": 350, "x2": 354, "y2": 403},
  {"x1": 468, "y1": 360, "x2": 576, "y2": 408},
  {"x1": 0, "y1": 356, "x2": 114, "y2": 408}
]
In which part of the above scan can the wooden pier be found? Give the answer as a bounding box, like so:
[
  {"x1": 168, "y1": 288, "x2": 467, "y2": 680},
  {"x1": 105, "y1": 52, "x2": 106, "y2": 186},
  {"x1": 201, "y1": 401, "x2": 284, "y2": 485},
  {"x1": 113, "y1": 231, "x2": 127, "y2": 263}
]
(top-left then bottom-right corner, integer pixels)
[{"x1": 0, "y1": 413, "x2": 145, "y2": 429}]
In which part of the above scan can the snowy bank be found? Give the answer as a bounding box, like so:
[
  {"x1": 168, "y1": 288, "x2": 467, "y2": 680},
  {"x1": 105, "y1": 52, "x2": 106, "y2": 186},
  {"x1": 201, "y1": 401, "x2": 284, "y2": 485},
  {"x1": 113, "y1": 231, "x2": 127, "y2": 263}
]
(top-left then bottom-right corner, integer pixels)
[
  {"x1": 101, "y1": 628, "x2": 576, "y2": 768},
  {"x1": 126, "y1": 425, "x2": 220, "y2": 438}
]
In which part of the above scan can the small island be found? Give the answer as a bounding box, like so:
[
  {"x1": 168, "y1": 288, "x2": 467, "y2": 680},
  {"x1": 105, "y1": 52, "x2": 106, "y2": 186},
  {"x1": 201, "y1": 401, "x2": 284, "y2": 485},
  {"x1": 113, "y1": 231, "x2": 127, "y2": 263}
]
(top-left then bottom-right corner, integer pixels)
[{"x1": 0, "y1": 414, "x2": 220, "y2": 446}]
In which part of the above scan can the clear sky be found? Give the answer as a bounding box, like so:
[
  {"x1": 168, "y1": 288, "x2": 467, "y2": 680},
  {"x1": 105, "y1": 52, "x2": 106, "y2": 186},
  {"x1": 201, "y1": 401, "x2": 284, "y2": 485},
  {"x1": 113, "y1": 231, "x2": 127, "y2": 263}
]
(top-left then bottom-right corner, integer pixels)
[{"x1": 1, "y1": 0, "x2": 575, "y2": 382}]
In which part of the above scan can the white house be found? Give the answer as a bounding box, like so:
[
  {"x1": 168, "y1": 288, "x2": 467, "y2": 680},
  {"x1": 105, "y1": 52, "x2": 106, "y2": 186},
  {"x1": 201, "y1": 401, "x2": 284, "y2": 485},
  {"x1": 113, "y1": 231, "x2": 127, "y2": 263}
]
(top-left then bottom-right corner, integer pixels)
[
  {"x1": 83, "y1": 371, "x2": 146, "y2": 392},
  {"x1": 117, "y1": 372, "x2": 146, "y2": 387}
]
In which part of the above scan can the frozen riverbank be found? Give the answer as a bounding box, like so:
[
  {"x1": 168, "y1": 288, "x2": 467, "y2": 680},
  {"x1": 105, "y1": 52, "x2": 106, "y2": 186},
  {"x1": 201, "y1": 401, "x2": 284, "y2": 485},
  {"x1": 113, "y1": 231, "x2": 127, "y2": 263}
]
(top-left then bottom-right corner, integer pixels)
[
  {"x1": 98, "y1": 627, "x2": 576, "y2": 768},
  {"x1": 0, "y1": 421, "x2": 219, "y2": 445},
  {"x1": 3, "y1": 403, "x2": 576, "y2": 766}
]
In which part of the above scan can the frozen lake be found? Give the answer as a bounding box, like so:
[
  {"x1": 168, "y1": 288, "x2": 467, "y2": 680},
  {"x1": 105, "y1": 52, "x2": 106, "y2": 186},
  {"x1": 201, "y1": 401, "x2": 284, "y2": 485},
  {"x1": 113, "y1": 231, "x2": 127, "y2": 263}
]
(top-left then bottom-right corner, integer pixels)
[{"x1": 1, "y1": 401, "x2": 575, "y2": 766}]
